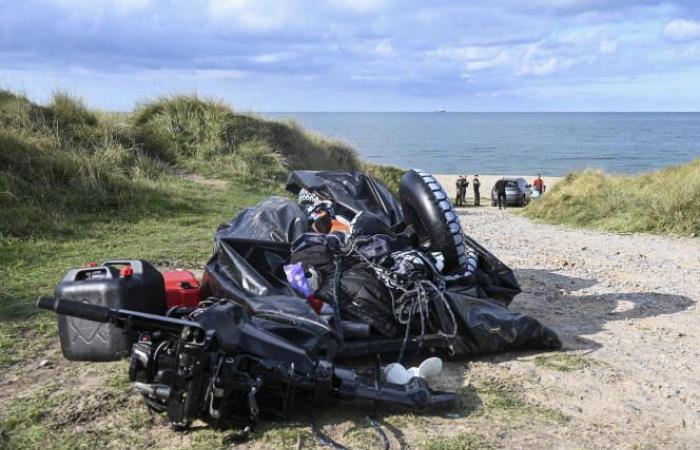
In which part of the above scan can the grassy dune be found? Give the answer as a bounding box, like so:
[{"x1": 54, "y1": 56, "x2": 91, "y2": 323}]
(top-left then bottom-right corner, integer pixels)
[
  {"x1": 523, "y1": 159, "x2": 700, "y2": 237},
  {"x1": 0, "y1": 90, "x2": 386, "y2": 238}
]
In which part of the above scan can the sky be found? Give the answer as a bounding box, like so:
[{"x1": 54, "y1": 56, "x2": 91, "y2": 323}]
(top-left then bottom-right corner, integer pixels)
[{"x1": 1, "y1": 0, "x2": 700, "y2": 111}]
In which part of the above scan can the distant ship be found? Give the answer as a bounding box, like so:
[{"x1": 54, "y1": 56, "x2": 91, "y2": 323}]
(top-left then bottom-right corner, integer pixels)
[{"x1": 434, "y1": 110, "x2": 446, "y2": 113}]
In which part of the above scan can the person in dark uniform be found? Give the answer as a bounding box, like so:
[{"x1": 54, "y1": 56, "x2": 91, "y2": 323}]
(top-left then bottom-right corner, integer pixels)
[
  {"x1": 459, "y1": 175, "x2": 468, "y2": 205},
  {"x1": 494, "y1": 177, "x2": 507, "y2": 210},
  {"x1": 472, "y1": 175, "x2": 481, "y2": 206},
  {"x1": 455, "y1": 175, "x2": 466, "y2": 206}
]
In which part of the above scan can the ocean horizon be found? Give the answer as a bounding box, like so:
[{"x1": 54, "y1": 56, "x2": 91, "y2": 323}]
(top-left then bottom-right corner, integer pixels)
[{"x1": 264, "y1": 112, "x2": 700, "y2": 176}]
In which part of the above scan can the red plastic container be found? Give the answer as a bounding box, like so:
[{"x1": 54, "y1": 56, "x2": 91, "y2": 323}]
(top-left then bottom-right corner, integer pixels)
[{"x1": 162, "y1": 270, "x2": 201, "y2": 308}]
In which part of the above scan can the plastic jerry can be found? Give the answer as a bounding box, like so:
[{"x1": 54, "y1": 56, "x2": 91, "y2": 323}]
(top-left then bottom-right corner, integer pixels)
[
  {"x1": 55, "y1": 259, "x2": 166, "y2": 361},
  {"x1": 162, "y1": 270, "x2": 202, "y2": 308}
]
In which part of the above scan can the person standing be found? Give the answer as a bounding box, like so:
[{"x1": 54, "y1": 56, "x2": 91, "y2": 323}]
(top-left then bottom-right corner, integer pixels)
[
  {"x1": 472, "y1": 175, "x2": 481, "y2": 206},
  {"x1": 494, "y1": 177, "x2": 507, "y2": 210},
  {"x1": 533, "y1": 174, "x2": 545, "y2": 195},
  {"x1": 460, "y1": 175, "x2": 469, "y2": 206},
  {"x1": 455, "y1": 175, "x2": 465, "y2": 206}
]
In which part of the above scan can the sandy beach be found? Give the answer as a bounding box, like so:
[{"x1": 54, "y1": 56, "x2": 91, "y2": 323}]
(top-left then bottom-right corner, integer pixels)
[{"x1": 435, "y1": 174, "x2": 563, "y2": 204}]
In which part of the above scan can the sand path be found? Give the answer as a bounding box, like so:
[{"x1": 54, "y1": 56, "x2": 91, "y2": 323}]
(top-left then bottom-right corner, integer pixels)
[{"x1": 431, "y1": 204, "x2": 700, "y2": 449}]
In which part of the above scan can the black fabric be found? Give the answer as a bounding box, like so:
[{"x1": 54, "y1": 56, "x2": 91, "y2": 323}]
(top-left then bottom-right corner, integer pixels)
[
  {"x1": 286, "y1": 171, "x2": 403, "y2": 228},
  {"x1": 216, "y1": 196, "x2": 309, "y2": 243},
  {"x1": 239, "y1": 295, "x2": 338, "y2": 359},
  {"x1": 336, "y1": 266, "x2": 398, "y2": 338},
  {"x1": 447, "y1": 293, "x2": 561, "y2": 355},
  {"x1": 289, "y1": 234, "x2": 398, "y2": 338},
  {"x1": 498, "y1": 193, "x2": 507, "y2": 209},
  {"x1": 495, "y1": 179, "x2": 507, "y2": 194},
  {"x1": 202, "y1": 238, "x2": 295, "y2": 301}
]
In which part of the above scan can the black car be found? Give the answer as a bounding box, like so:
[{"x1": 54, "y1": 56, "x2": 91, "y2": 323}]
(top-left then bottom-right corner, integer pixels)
[{"x1": 491, "y1": 177, "x2": 531, "y2": 207}]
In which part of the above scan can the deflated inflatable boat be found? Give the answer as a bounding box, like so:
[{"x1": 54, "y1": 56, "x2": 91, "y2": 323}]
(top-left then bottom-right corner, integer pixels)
[
  {"x1": 203, "y1": 169, "x2": 560, "y2": 359},
  {"x1": 38, "y1": 169, "x2": 560, "y2": 435}
]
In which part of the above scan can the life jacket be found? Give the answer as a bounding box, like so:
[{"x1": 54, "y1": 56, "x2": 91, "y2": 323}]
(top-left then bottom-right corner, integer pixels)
[{"x1": 330, "y1": 215, "x2": 352, "y2": 234}]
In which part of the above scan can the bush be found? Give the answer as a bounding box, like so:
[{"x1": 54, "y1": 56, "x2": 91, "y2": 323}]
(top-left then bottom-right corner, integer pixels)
[
  {"x1": 523, "y1": 158, "x2": 700, "y2": 236},
  {"x1": 362, "y1": 162, "x2": 405, "y2": 194},
  {"x1": 133, "y1": 95, "x2": 363, "y2": 177}
]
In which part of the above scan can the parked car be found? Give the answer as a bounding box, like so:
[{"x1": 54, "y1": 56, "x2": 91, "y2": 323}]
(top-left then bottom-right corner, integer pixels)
[{"x1": 491, "y1": 177, "x2": 531, "y2": 207}]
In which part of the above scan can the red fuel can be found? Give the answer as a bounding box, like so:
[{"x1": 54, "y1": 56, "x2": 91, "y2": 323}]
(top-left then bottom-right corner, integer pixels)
[{"x1": 162, "y1": 270, "x2": 201, "y2": 308}]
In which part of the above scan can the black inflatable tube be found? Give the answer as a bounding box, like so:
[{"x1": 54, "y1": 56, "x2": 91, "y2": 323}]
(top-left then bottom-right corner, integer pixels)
[{"x1": 399, "y1": 169, "x2": 467, "y2": 272}]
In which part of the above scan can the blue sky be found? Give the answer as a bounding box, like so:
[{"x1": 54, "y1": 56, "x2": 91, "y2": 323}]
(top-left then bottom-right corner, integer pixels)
[{"x1": 2, "y1": 0, "x2": 700, "y2": 111}]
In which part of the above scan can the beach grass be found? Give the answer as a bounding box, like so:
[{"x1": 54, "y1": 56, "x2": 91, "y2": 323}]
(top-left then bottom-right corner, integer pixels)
[
  {"x1": 522, "y1": 159, "x2": 700, "y2": 236},
  {"x1": 0, "y1": 90, "x2": 400, "y2": 239}
]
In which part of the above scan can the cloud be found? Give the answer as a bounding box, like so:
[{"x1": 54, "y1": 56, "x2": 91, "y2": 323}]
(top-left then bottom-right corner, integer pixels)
[
  {"x1": 427, "y1": 46, "x2": 502, "y2": 62},
  {"x1": 465, "y1": 51, "x2": 510, "y2": 72},
  {"x1": 663, "y1": 19, "x2": 700, "y2": 42},
  {"x1": 206, "y1": 0, "x2": 292, "y2": 31},
  {"x1": 517, "y1": 57, "x2": 567, "y2": 76},
  {"x1": 598, "y1": 39, "x2": 618, "y2": 54},
  {"x1": 374, "y1": 40, "x2": 394, "y2": 56},
  {"x1": 0, "y1": 0, "x2": 697, "y2": 110},
  {"x1": 52, "y1": 0, "x2": 151, "y2": 15}
]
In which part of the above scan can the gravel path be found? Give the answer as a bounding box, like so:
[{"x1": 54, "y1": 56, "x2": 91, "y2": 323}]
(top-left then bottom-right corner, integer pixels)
[{"x1": 447, "y1": 205, "x2": 700, "y2": 449}]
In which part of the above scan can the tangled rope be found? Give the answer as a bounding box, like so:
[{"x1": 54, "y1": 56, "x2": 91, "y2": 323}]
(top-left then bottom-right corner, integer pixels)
[{"x1": 341, "y1": 236, "x2": 460, "y2": 362}]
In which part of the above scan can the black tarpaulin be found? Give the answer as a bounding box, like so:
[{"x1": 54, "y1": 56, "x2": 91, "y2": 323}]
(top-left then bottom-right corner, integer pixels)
[
  {"x1": 215, "y1": 196, "x2": 309, "y2": 243},
  {"x1": 286, "y1": 171, "x2": 404, "y2": 227}
]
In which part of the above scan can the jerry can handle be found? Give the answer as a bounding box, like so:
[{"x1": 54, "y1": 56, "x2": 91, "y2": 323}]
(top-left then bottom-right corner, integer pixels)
[{"x1": 72, "y1": 267, "x2": 114, "y2": 281}]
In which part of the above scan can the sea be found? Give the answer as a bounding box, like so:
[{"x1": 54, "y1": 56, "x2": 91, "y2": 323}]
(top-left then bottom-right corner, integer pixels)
[{"x1": 263, "y1": 112, "x2": 700, "y2": 176}]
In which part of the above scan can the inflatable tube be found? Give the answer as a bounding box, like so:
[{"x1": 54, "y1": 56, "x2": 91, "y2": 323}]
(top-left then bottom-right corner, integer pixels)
[{"x1": 399, "y1": 169, "x2": 468, "y2": 272}]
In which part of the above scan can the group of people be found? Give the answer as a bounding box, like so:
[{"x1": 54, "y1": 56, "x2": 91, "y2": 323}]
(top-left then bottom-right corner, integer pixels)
[
  {"x1": 456, "y1": 174, "x2": 547, "y2": 209},
  {"x1": 454, "y1": 175, "x2": 481, "y2": 207}
]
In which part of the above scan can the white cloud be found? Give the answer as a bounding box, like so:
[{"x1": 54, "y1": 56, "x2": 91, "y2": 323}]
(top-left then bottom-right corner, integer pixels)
[
  {"x1": 427, "y1": 46, "x2": 502, "y2": 62},
  {"x1": 374, "y1": 40, "x2": 394, "y2": 56},
  {"x1": 426, "y1": 45, "x2": 510, "y2": 71},
  {"x1": 465, "y1": 51, "x2": 510, "y2": 71},
  {"x1": 253, "y1": 53, "x2": 289, "y2": 63},
  {"x1": 207, "y1": 0, "x2": 291, "y2": 31},
  {"x1": 331, "y1": 0, "x2": 387, "y2": 12},
  {"x1": 516, "y1": 45, "x2": 581, "y2": 76},
  {"x1": 599, "y1": 39, "x2": 618, "y2": 54},
  {"x1": 517, "y1": 57, "x2": 558, "y2": 76},
  {"x1": 132, "y1": 68, "x2": 245, "y2": 81},
  {"x1": 663, "y1": 19, "x2": 700, "y2": 43},
  {"x1": 49, "y1": 0, "x2": 150, "y2": 17}
]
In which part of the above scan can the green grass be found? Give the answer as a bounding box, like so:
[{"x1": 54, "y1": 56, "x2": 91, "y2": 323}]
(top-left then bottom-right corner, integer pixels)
[
  {"x1": 0, "y1": 370, "x2": 164, "y2": 450},
  {"x1": 0, "y1": 177, "x2": 275, "y2": 367},
  {"x1": 362, "y1": 162, "x2": 405, "y2": 194},
  {"x1": 458, "y1": 380, "x2": 570, "y2": 425},
  {"x1": 523, "y1": 159, "x2": 700, "y2": 236},
  {"x1": 419, "y1": 431, "x2": 490, "y2": 450}
]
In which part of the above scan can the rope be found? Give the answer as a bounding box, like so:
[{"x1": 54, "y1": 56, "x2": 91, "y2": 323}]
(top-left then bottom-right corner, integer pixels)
[{"x1": 342, "y1": 237, "x2": 459, "y2": 360}]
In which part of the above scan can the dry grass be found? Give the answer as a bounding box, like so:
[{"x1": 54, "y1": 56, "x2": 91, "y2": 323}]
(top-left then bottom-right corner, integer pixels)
[{"x1": 523, "y1": 159, "x2": 700, "y2": 236}]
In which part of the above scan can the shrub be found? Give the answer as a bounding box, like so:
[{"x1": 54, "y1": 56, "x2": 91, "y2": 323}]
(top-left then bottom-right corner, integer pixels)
[{"x1": 523, "y1": 158, "x2": 700, "y2": 236}]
